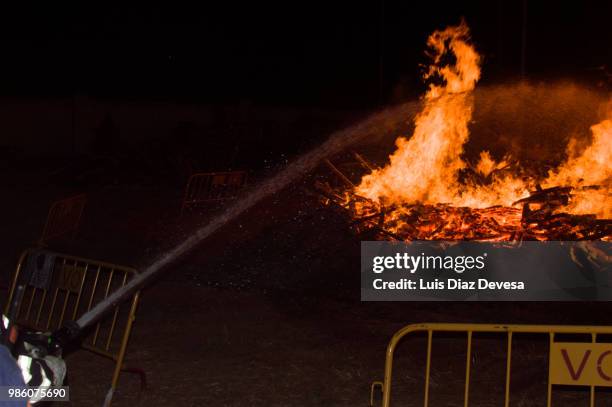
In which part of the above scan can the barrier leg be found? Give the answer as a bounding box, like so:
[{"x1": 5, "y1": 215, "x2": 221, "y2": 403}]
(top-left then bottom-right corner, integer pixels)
[{"x1": 107, "y1": 292, "x2": 140, "y2": 406}]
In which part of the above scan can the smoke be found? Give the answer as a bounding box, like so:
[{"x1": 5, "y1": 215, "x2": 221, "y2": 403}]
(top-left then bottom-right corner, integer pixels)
[
  {"x1": 356, "y1": 81, "x2": 609, "y2": 173},
  {"x1": 470, "y1": 82, "x2": 608, "y2": 168}
]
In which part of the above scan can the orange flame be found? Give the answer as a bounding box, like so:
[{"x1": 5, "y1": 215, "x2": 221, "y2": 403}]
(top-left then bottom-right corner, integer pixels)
[
  {"x1": 356, "y1": 22, "x2": 529, "y2": 208},
  {"x1": 544, "y1": 117, "x2": 612, "y2": 218},
  {"x1": 475, "y1": 151, "x2": 508, "y2": 177}
]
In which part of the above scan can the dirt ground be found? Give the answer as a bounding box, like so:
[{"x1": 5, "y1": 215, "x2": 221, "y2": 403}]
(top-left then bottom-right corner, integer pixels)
[
  {"x1": 62, "y1": 285, "x2": 612, "y2": 407},
  {"x1": 1, "y1": 164, "x2": 612, "y2": 407}
]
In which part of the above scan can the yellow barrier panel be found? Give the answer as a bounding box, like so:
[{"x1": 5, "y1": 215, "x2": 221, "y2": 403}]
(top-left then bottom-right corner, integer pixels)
[
  {"x1": 371, "y1": 323, "x2": 612, "y2": 407},
  {"x1": 180, "y1": 171, "x2": 247, "y2": 215},
  {"x1": 550, "y1": 342, "x2": 612, "y2": 387},
  {"x1": 4, "y1": 249, "x2": 141, "y2": 406},
  {"x1": 39, "y1": 193, "x2": 87, "y2": 246}
]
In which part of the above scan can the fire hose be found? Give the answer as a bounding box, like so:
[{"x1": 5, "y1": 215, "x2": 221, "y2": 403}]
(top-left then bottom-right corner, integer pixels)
[{"x1": 8, "y1": 102, "x2": 415, "y2": 354}]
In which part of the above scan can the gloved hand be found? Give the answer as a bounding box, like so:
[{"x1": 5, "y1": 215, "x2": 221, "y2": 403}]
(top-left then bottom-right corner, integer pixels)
[
  {"x1": 16, "y1": 321, "x2": 81, "y2": 358},
  {"x1": 48, "y1": 321, "x2": 81, "y2": 355}
]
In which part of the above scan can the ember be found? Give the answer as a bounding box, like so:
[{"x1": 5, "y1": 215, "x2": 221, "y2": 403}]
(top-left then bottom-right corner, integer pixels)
[
  {"x1": 319, "y1": 181, "x2": 610, "y2": 241},
  {"x1": 318, "y1": 22, "x2": 611, "y2": 242}
]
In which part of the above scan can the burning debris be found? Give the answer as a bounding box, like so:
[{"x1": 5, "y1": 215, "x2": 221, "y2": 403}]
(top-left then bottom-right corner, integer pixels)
[
  {"x1": 318, "y1": 178, "x2": 611, "y2": 241},
  {"x1": 318, "y1": 22, "x2": 611, "y2": 242}
]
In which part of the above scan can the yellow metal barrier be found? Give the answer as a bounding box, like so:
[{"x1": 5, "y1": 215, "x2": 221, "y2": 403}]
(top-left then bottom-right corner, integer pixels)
[
  {"x1": 371, "y1": 323, "x2": 612, "y2": 407},
  {"x1": 4, "y1": 249, "x2": 141, "y2": 406},
  {"x1": 39, "y1": 193, "x2": 87, "y2": 246},
  {"x1": 180, "y1": 171, "x2": 247, "y2": 215}
]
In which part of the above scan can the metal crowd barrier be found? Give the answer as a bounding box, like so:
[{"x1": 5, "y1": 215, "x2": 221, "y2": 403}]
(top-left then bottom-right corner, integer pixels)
[
  {"x1": 39, "y1": 193, "x2": 87, "y2": 246},
  {"x1": 371, "y1": 323, "x2": 612, "y2": 407},
  {"x1": 4, "y1": 249, "x2": 142, "y2": 406},
  {"x1": 180, "y1": 171, "x2": 247, "y2": 215}
]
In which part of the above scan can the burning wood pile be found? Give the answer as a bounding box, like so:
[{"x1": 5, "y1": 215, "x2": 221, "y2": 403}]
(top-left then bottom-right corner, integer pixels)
[
  {"x1": 317, "y1": 159, "x2": 611, "y2": 241},
  {"x1": 317, "y1": 22, "x2": 611, "y2": 242}
]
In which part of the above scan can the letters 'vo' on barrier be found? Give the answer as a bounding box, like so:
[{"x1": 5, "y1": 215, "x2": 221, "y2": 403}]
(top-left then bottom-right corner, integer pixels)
[
  {"x1": 39, "y1": 193, "x2": 87, "y2": 246},
  {"x1": 371, "y1": 323, "x2": 612, "y2": 407},
  {"x1": 180, "y1": 171, "x2": 247, "y2": 215},
  {"x1": 4, "y1": 249, "x2": 141, "y2": 406}
]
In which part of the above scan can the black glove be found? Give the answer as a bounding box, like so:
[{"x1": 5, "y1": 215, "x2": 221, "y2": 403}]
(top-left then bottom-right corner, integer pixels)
[
  {"x1": 16, "y1": 321, "x2": 81, "y2": 358},
  {"x1": 48, "y1": 321, "x2": 81, "y2": 355}
]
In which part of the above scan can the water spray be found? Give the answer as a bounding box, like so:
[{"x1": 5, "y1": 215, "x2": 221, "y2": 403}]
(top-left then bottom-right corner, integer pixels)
[{"x1": 72, "y1": 102, "x2": 415, "y2": 331}]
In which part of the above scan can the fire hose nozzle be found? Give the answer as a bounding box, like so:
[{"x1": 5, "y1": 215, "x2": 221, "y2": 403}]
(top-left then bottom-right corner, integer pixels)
[
  {"x1": 48, "y1": 321, "x2": 81, "y2": 354},
  {"x1": 15, "y1": 321, "x2": 81, "y2": 359}
]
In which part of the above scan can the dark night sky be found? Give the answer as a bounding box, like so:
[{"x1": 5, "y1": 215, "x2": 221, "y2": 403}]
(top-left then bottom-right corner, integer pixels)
[{"x1": 0, "y1": 1, "x2": 609, "y2": 107}]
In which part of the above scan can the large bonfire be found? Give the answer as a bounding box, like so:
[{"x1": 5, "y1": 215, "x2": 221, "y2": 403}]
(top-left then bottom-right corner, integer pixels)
[{"x1": 320, "y1": 22, "x2": 611, "y2": 241}]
